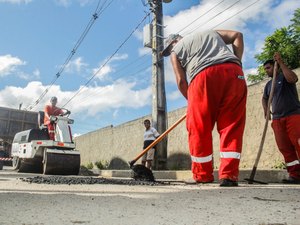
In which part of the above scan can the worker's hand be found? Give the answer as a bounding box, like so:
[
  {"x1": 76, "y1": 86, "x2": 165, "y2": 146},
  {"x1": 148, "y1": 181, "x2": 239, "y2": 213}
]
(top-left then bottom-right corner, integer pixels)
[
  {"x1": 273, "y1": 52, "x2": 282, "y2": 64},
  {"x1": 264, "y1": 111, "x2": 271, "y2": 120},
  {"x1": 49, "y1": 115, "x2": 57, "y2": 123}
]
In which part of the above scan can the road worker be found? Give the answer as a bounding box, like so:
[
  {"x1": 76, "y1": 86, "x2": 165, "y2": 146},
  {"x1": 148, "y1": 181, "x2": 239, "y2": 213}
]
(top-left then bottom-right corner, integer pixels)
[
  {"x1": 142, "y1": 119, "x2": 160, "y2": 170},
  {"x1": 161, "y1": 30, "x2": 247, "y2": 186},
  {"x1": 262, "y1": 52, "x2": 300, "y2": 184},
  {"x1": 44, "y1": 96, "x2": 64, "y2": 140}
]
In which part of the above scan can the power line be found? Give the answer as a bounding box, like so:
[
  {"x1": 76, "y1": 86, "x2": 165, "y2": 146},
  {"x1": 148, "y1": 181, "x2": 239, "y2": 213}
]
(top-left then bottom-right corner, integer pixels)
[
  {"x1": 64, "y1": 0, "x2": 263, "y2": 134},
  {"x1": 186, "y1": 0, "x2": 241, "y2": 35},
  {"x1": 61, "y1": 11, "x2": 152, "y2": 108},
  {"x1": 66, "y1": 0, "x2": 261, "y2": 111},
  {"x1": 73, "y1": 60, "x2": 152, "y2": 106},
  {"x1": 62, "y1": 1, "x2": 232, "y2": 107},
  {"x1": 211, "y1": 0, "x2": 261, "y2": 29},
  {"x1": 24, "y1": 0, "x2": 115, "y2": 111},
  {"x1": 177, "y1": 0, "x2": 225, "y2": 35}
]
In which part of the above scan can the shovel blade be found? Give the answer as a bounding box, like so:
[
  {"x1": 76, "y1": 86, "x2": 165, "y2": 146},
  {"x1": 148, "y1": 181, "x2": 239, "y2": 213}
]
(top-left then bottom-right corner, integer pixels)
[
  {"x1": 131, "y1": 164, "x2": 155, "y2": 182},
  {"x1": 244, "y1": 178, "x2": 268, "y2": 185}
]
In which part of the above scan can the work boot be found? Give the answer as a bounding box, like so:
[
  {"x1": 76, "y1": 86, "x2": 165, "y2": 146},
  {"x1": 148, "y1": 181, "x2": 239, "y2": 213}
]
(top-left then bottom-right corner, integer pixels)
[
  {"x1": 183, "y1": 178, "x2": 214, "y2": 185},
  {"x1": 282, "y1": 177, "x2": 300, "y2": 184},
  {"x1": 219, "y1": 179, "x2": 238, "y2": 187},
  {"x1": 183, "y1": 178, "x2": 198, "y2": 185}
]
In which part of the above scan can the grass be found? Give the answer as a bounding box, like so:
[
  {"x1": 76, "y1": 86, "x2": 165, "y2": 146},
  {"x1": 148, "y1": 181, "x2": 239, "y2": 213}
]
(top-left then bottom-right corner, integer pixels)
[{"x1": 95, "y1": 160, "x2": 109, "y2": 170}]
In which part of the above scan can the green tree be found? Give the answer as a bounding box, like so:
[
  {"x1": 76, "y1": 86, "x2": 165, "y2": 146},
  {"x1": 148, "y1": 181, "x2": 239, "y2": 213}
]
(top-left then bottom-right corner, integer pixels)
[
  {"x1": 290, "y1": 8, "x2": 300, "y2": 46},
  {"x1": 247, "y1": 8, "x2": 300, "y2": 83}
]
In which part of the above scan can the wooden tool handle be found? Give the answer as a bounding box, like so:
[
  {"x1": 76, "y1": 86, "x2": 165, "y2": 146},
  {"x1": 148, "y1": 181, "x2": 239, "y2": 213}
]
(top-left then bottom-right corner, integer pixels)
[
  {"x1": 249, "y1": 61, "x2": 278, "y2": 180},
  {"x1": 129, "y1": 114, "x2": 186, "y2": 167}
]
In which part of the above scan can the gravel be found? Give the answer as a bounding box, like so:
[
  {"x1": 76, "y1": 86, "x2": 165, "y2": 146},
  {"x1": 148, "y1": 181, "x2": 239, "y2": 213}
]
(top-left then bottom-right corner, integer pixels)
[{"x1": 20, "y1": 176, "x2": 172, "y2": 186}]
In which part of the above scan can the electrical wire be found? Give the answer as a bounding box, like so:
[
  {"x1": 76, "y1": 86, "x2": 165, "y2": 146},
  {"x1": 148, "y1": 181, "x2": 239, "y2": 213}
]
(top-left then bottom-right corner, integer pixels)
[
  {"x1": 185, "y1": 0, "x2": 241, "y2": 35},
  {"x1": 211, "y1": 0, "x2": 261, "y2": 29},
  {"x1": 177, "y1": 0, "x2": 225, "y2": 35},
  {"x1": 64, "y1": 0, "x2": 262, "y2": 109},
  {"x1": 155, "y1": 0, "x2": 261, "y2": 66},
  {"x1": 24, "y1": 0, "x2": 115, "y2": 111},
  {"x1": 61, "y1": 11, "x2": 152, "y2": 108},
  {"x1": 66, "y1": 0, "x2": 262, "y2": 132}
]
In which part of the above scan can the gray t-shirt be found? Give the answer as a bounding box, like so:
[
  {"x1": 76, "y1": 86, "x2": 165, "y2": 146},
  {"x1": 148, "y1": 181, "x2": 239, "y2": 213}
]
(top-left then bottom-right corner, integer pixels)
[{"x1": 172, "y1": 30, "x2": 241, "y2": 84}]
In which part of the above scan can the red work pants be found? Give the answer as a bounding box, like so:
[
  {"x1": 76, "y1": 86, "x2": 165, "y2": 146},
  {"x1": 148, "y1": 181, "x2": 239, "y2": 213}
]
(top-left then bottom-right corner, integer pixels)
[
  {"x1": 187, "y1": 63, "x2": 247, "y2": 182},
  {"x1": 47, "y1": 123, "x2": 56, "y2": 141},
  {"x1": 271, "y1": 114, "x2": 300, "y2": 179}
]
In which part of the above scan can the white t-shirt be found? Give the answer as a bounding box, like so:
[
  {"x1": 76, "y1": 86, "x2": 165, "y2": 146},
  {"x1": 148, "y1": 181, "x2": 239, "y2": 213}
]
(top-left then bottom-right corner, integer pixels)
[{"x1": 144, "y1": 127, "x2": 160, "y2": 141}]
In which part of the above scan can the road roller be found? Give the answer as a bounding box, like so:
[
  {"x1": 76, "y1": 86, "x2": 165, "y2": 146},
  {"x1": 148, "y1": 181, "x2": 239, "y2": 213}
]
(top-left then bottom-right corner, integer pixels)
[{"x1": 11, "y1": 109, "x2": 80, "y2": 175}]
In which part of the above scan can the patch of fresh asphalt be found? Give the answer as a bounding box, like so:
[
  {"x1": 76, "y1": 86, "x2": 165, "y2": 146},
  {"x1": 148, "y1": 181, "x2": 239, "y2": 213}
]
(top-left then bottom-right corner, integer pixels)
[{"x1": 20, "y1": 175, "x2": 174, "y2": 186}]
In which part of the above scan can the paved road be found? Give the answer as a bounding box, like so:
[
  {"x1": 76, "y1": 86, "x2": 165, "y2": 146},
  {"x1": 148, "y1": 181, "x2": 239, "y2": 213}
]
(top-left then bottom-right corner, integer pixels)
[{"x1": 0, "y1": 167, "x2": 299, "y2": 225}]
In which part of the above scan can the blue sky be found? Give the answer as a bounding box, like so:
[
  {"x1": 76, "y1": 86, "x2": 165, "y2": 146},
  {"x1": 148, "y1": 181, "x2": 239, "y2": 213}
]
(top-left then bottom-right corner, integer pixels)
[{"x1": 0, "y1": 0, "x2": 299, "y2": 136}]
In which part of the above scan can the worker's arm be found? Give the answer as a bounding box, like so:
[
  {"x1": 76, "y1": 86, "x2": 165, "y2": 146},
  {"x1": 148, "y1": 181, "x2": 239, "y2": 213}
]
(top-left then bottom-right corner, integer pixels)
[
  {"x1": 262, "y1": 97, "x2": 269, "y2": 119},
  {"x1": 170, "y1": 52, "x2": 188, "y2": 99},
  {"x1": 274, "y1": 52, "x2": 298, "y2": 83},
  {"x1": 216, "y1": 30, "x2": 244, "y2": 61},
  {"x1": 152, "y1": 127, "x2": 160, "y2": 138}
]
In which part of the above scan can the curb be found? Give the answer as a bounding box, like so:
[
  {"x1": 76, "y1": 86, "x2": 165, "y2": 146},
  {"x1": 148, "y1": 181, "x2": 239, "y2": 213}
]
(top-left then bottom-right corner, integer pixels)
[{"x1": 93, "y1": 169, "x2": 288, "y2": 183}]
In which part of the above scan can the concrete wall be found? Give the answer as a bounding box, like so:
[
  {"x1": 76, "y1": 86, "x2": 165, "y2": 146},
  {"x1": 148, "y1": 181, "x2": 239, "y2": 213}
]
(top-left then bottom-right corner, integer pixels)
[{"x1": 75, "y1": 68, "x2": 300, "y2": 170}]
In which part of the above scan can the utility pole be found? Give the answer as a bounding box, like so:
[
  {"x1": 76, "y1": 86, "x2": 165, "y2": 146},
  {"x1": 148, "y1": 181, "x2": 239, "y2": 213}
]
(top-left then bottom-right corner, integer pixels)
[{"x1": 148, "y1": 0, "x2": 168, "y2": 170}]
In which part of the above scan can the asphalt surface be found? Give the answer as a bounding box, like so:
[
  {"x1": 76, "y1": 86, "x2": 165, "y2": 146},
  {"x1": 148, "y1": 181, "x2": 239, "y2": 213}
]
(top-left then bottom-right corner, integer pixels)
[{"x1": 0, "y1": 166, "x2": 299, "y2": 225}]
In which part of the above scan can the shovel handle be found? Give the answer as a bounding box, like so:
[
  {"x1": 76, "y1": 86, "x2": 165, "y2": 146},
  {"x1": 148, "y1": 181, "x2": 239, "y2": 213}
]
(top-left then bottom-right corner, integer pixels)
[
  {"x1": 129, "y1": 114, "x2": 186, "y2": 167},
  {"x1": 248, "y1": 61, "x2": 278, "y2": 181}
]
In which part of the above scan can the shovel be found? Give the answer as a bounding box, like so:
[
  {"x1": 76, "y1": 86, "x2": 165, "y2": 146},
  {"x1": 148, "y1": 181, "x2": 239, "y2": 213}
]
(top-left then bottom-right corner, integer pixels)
[
  {"x1": 129, "y1": 114, "x2": 186, "y2": 181},
  {"x1": 245, "y1": 61, "x2": 278, "y2": 184}
]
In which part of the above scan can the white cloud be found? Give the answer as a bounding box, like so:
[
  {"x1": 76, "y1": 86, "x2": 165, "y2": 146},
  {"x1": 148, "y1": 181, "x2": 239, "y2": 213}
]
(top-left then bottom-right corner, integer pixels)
[
  {"x1": 0, "y1": 0, "x2": 32, "y2": 4},
  {"x1": 0, "y1": 55, "x2": 41, "y2": 80},
  {"x1": 138, "y1": 47, "x2": 151, "y2": 57},
  {"x1": 162, "y1": 0, "x2": 300, "y2": 77},
  {"x1": 73, "y1": 133, "x2": 81, "y2": 138},
  {"x1": 164, "y1": 59, "x2": 176, "y2": 84},
  {"x1": 72, "y1": 79, "x2": 152, "y2": 116},
  {"x1": 163, "y1": 0, "x2": 272, "y2": 36},
  {"x1": 0, "y1": 81, "x2": 45, "y2": 109},
  {"x1": 243, "y1": 67, "x2": 258, "y2": 76},
  {"x1": 33, "y1": 69, "x2": 41, "y2": 79},
  {"x1": 1, "y1": 0, "x2": 299, "y2": 131},
  {"x1": 78, "y1": 0, "x2": 93, "y2": 7},
  {"x1": 163, "y1": 0, "x2": 299, "y2": 42},
  {"x1": 93, "y1": 64, "x2": 112, "y2": 80},
  {"x1": 0, "y1": 79, "x2": 152, "y2": 116},
  {"x1": 112, "y1": 109, "x2": 119, "y2": 118},
  {"x1": 54, "y1": 0, "x2": 71, "y2": 7},
  {"x1": 92, "y1": 53, "x2": 128, "y2": 80},
  {"x1": 134, "y1": 29, "x2": 143, "y2": 42},
  {"x1": 0, "y1": 55, "x2": 26, "y2": 77},
  {"x1": 243, "y1": 67, "x2": 259, "y2": 85},
  {"x1": 265, "y1": 0, "x2": 300, "y2": 29},
  {"x1": 167, "y1": 90, "x2": 181, "y2": 101},
  {"x1": 54, "y1": 0, "x2": 101, "y2": 8},
  {"x1": 65, "y1": 57, "x2": 88, "y2": 74}
]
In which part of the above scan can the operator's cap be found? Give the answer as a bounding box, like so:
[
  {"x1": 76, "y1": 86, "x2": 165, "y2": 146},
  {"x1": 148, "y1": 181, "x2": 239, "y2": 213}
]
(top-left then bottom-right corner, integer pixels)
[
  {"x1": 50, "y1": 96, "x2": 57, "y2": 102},
  {"x1": 161, "y1": 34, "x2": 182, "y2": 57}
]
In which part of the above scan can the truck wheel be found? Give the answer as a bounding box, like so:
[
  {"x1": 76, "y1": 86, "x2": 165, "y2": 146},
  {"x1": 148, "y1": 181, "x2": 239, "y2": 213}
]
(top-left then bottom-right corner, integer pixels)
[{"x1": 12, "y1": 156, "x2": 21, "y2": 170}]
